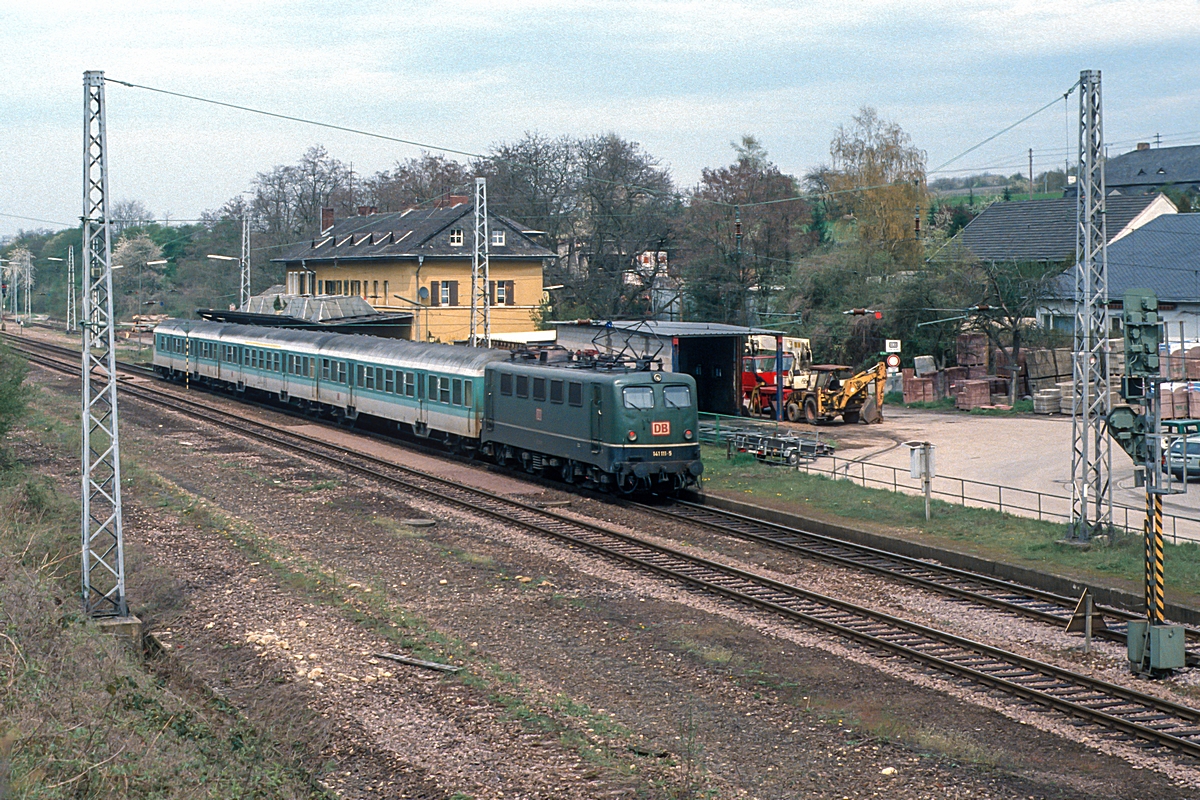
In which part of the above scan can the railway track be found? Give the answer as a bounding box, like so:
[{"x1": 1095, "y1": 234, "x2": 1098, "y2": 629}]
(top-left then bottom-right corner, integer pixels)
[
  {"x1": 11, "y1": 333, "x2": 1200, "y2": 761},
  {"x1": 632, "y1": 500, "x2": 1200, "y2": 656}
]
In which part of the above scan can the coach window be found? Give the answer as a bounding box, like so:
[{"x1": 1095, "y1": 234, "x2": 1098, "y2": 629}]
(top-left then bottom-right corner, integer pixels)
[
  {"x1": 550, "y1": 379, "x2": 564, "y2": 404},
  {"x1": 385, "y1": 370, "x2": 395, "y2": 393},
  {"x1": 568, "y1": 381, "x2": 583, "y2": 407},
  {"x1": 428, "y1": 374, "x2": 438, "y2": 402},
  {"x1": 405, "y1": 372, "x2": 416, "y2": 398},
  {"x1": 321, "y1": 358, "x2": 331, "y2": 381},
  {"x1": 464, "y1": 380, "x2": 473, "y2": 408},
  {"x1": 364, "y1": 366, "x2": 375, "y2": 390},
  {"x1": 356, "y1": 365, "x2": 365, "y2": 388},
  {"x1": 533, "y1": 377, "x2": 546, "y2": 402},
  {"x1": 452, "y1": 378, "x2": 463, "y2": 405},
  {"x1": 663, "y1": 385, "x2": 692, "y2": 408},
  {"x1": 374, "y1": 367, "x2": 384, "y2": 390},
  {"x1": 500, "y1": 373, "x2": 513, "y2": 396},
  {"x1": 516, "y1": 375, "x2": 529, "y2": 399},
  {"x1": 623, "y1": 386, "x2": 655, "y2": 410},
  {"x1": 440, "y1": 378, "x2": 451, "y2": 404},
  {"x1": 337, "y1": 362, "x2": 347, "y2": 383}
]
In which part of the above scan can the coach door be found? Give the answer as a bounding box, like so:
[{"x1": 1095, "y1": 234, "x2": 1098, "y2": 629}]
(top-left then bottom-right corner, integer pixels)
[
  {"x1": 589, "y1": 383, "x2": 602, "y2": 454},
  {"x1": 415, "y1": 371, "x2": 429, "y2": 432}
]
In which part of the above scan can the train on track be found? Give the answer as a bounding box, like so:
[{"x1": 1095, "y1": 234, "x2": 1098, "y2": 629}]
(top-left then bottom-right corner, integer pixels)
[{"x1": 152, "y1": 320, "x2": 703, "y2": 493}]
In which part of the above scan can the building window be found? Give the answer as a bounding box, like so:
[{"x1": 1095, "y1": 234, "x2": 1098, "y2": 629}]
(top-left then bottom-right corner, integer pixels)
[
  {"x1": 495, "y1": 282, "x2": 506, "y2": 305},
  {"x1": 491, "y1": 229, "x2": 505, "y2": 247},
  {"x1": 440, "y1": 282, "x2": 451, "y2": 306},
  {"x1": 449, "y1": 228, "x2": 464, "y2": 246},
  {"x1": 383, "y1": 280, "x2": 389, "y2": 304},
  {"x1": 350, "y1": 280, "x2": 360, "y2": 296}
]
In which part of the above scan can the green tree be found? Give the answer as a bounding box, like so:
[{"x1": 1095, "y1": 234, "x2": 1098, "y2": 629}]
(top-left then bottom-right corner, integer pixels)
[
  {"x1": 0, "y1": 340, "x2": 28, "y2": 450},
  {"x1": 827, "y1": 107, "x2": 927, "y2": 266}
]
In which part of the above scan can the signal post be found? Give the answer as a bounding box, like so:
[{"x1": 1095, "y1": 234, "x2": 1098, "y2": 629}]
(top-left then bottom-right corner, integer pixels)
[{"x1": 1107, "y1": 289, "x2": 1186, "y2": 674}]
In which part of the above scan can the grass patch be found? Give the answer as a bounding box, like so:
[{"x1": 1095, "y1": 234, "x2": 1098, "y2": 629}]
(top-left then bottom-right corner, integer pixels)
[
  {"x1": 700, "y1": 444, "x2": 1200, "y2": 603},
  {"x1": 0, "y1": 432, "x2": 331, "y2": 797}
]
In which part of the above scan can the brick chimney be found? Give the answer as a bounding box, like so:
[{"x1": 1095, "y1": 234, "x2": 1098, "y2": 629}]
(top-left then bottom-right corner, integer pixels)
[
  {"x1": 1137, "y1": 142, "x2": 1150, "y2": 151},
  {"x1": 320, "y1": 207, "x2": 335, "y2": 233},
  {"x1": 357, "y1": 205, "x2": 378, "y2": 217},
  {"x1": 433, "y1": 194, "x2": 471, "y2": 208}
]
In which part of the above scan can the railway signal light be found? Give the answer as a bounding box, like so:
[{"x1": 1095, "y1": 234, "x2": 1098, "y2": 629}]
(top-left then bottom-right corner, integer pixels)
[{"x1": 1122, "y1": 289, "x2": 1160, "y2": 386}]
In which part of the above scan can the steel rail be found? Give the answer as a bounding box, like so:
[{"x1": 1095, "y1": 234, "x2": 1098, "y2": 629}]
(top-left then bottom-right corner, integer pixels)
[
  {"x1": 635, "y1": 500, "x2": 1200, "y2": 652},
  {"x1": 12, "y1": 336, "x2": 1200, "y2": 759}
]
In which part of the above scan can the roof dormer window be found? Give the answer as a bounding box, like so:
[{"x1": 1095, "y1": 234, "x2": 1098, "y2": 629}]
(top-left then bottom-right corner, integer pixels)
[
  {"x1": 491, "y1": 229, "x2": 505, "y2": 247},
  {"x1": 449, "y1": 228, "x2": 464, "y2": 246}
]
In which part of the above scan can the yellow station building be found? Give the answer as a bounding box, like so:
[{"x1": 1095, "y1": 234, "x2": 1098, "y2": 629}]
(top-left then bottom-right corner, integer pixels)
[{"x1": 276, "y1": 204, "x2": 555, "y2": 343}]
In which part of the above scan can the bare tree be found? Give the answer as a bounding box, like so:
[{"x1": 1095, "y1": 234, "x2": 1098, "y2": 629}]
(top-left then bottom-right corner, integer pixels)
[
  {"x1": 112, "y1": 233, "x2": 165, "y2": 318},
  {"x1": 682, "y1": 136, "x2": 809, "y2": 325},
  {"x1": 362, "y1": 152, "x2": 471, "y2": 212},
  {"x1": 110, "y1": 199, "x2": 154, "y2": 233}
]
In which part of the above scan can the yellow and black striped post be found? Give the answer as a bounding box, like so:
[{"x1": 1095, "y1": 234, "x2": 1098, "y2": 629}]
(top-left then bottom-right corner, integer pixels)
[
  {"x1": 1143, "y1": 495, "x2": 1153, "y2": 619},
  {"x1": 1149, "y1": 493, "x2": 1166, "y2": 624}
]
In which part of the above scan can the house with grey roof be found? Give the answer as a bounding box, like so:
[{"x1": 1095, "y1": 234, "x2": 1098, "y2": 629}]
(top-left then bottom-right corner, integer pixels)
[
  {"x1": 1106, "y1": 143, "x2": 1200, "y2": 196},
  {"x1": 274, "y1": 203, "x2": 555, "y2": 343},
  {"x1": 1040, "y1": 214, "x2": 1200, "y2": 337},
  {"x1": 950, "y1": 192, "x2": 1176, "y2": 264}
]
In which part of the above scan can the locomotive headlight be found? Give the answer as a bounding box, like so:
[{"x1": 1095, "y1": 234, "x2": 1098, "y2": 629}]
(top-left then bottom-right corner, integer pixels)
[
  {"x1": 684, "y1": 429, "x2": 693, "y2": 440},
  {"x1": 627, "y1": 430, "x2": 637, "y2": 441}
]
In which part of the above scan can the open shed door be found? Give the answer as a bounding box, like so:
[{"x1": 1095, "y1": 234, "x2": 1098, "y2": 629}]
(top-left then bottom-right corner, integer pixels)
[{"x1": 676, "y1": 336, "x2": 740, "y2": 415}]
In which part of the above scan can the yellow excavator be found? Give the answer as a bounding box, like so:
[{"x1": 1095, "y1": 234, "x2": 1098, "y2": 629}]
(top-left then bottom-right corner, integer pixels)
[{"x1": 748, "y1": 361, "x2": 886, "y2": 424}]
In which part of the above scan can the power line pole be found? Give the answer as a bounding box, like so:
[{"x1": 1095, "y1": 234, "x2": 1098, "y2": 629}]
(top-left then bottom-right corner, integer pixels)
[
  {"x1": 240, "y1": 214, "x2": 250, "y2": 310},
  {"x1": 470, "y1": 176, "x2": 490, "y2": 347},
  {"x1": 1028, "y1": 148, "x2": 1034, "y2": 201},
  {"x1": 1070, "y1": 69, "x2": 1113, "y2": 542},
  {"x1": 81, "y1": 70, "x2": 128, "y2": 618}
]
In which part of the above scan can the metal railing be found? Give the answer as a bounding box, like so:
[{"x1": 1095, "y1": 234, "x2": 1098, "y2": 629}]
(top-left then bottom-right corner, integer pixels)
[{"x1": 739, "y1": 448, "x2": 1200, "y2": 545}]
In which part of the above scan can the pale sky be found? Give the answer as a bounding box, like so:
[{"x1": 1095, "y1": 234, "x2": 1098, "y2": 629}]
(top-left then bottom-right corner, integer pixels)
[{"x1": 2, "y1": 0, "x2": 1199, "y2": 237}]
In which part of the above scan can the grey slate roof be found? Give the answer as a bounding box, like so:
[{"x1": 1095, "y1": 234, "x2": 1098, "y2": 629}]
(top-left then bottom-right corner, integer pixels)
[
  {"x1": 552, "y1": 320, "x2": 784, "y2": 337},
  {"x1": 1106, "y1": 145, "x2": 1200, "y2": 192},
  {"x1": 1047, "y1": 214, "x2": 1200, "y2": 301},
  {"x1": 954, "y1": 193, "x2": 1164, "y2": 263},
  {"x1": 274, "y1": 206, "x2": 555, "y2": 264}
]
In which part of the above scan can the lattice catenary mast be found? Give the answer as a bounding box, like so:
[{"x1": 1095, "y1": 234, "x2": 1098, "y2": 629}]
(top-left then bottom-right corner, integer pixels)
[
  {"x1": 470, "y1": 176, "x2": 491, "y2": 347},
  {"x1": 240, "y1": 214, "x2": 250, "y2": 310},
  {"x1": 80, "y1": 70, "x2": 128, "y2": 616},
  {"x1": 1070, "y1": 69, "x2": 1113, "y2": 541},
  {"x1": 67, "y1": 246, "x2": 77, "y2": 332}
]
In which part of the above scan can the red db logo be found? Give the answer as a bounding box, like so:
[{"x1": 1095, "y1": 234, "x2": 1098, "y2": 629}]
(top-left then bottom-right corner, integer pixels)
[{"x1": 652, "y1": 421, "x2": 670, "y2": 436}]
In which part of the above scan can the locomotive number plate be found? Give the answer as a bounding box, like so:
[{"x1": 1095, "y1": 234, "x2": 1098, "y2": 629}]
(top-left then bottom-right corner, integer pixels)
[
  {"x1": 652, "y1": 421, "x2": 670, "y2": 436},
  {"x1": 653, "y1": 450, "x2": 674, "y2": 457}
]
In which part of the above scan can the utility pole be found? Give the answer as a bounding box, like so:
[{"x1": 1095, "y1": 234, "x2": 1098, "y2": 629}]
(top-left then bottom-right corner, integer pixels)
[
  {"x1": 80, "y1": 70, "x2": 128, "y2": 619},
  {"x1": 469, "y1": 176, "x2": 490, "y2": 347},
  {"x1": 1069, "y1": 69, "x2": 1113, "y2": 542},
  {"x1": 240, "y1": 214, "x2": 250, "y2": 310},
  {"x1": 1028, "y1": 148, "x2": 1034, "y2": 201}
]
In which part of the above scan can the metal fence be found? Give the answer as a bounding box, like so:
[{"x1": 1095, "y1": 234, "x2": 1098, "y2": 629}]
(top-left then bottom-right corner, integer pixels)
[{"x1": 786, "y1": 453, "x2": 1200, "y2": 545}]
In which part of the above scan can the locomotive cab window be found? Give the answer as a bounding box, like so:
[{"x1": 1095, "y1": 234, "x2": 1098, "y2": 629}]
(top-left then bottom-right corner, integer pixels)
[
  {"x1": 568, "y1": 381, "x2": 583, "y2": 407},
  {"x1": 516, "y1": 375, "x2": 529, "y2": 399},
  {"x1": 663, "y1": 385, "x2": 692, "y2": 408},
  {"x1": 623, "y1": 386, "x2": 655, "y2": 409},
  {"x1": 550, "y1": 379, "x2": 564, "y2": 404},
  {"x1": 500, "y1": 373, "x2": 513, "y2": 396},
  {"x1": 532, "y1": 378, "x2": 546, "y2": 402}
]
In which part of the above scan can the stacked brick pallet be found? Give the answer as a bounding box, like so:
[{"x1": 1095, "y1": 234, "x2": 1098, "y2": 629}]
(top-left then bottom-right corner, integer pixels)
[
  {"x1": 957, "y1": 333, "x2": 988, "y2": 379},
  {"x1": 901, "y1": 368, "x2": 936, "y2": 403},
  {"x1": 955, "y1": 379, "x2": 991, "y2": 410}
]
